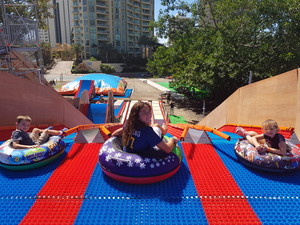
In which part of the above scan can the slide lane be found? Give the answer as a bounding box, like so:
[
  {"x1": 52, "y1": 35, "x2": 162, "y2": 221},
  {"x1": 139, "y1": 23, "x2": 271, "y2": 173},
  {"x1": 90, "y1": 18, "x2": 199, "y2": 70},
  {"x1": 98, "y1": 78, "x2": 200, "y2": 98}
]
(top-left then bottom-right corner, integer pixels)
[
  {"x1": 209, "y1": 131, "x2": 300, "y2": 224},
  {"x1": 152, "y1": 100, "x2": 165, "y2": 126},
  {"x1": 74, "y1": 80, "x2": 94, "y2": 98},
  {"x1": 120, "y1": 100, "x2": 165, "y2": 125},
  {"x1": 182, "y1": 142, "x2": 261, "y2": 224},
  {"x1": 20, "y1": 143, "x2": 101, "y2": 224},
  {"x1": 75, "y1": 142, "x2": 207, "y2": 224},
  {"x1": 87, "y1": 104, "x2": 107, "y2": 124},
  {"x1": 0, "y1": 142, "x2": 73, "y2": 225},
  {"x1": 120, "y1": 100, "x2": 137, "y2": 124}
]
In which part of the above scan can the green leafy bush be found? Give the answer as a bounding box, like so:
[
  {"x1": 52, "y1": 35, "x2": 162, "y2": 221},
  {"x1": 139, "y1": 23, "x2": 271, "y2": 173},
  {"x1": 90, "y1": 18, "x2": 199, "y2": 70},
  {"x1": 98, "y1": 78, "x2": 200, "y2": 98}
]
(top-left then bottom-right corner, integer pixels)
[
  {"x1": 89, "y1": 57, "x2": 97, "y2": 61},
  {"x1": 100, "y1": 64, "x2": 116, "y2": 73}
]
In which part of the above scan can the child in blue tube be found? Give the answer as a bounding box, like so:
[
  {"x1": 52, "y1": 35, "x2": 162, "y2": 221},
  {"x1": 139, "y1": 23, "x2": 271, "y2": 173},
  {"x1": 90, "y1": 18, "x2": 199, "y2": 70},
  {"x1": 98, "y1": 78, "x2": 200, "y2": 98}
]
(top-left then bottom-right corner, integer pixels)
[{"x1": 11, "y1": 115, "x2": 67, "y2": 149}]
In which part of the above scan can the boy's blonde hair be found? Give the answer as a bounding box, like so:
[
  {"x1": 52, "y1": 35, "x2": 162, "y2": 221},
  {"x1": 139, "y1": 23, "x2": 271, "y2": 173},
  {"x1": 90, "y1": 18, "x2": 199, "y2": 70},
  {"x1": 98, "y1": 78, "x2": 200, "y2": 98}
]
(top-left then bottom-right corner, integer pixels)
[
  {"x1": 16, "y1": 115, "x2": 32, "y2": 124},
  {"x1": 262, "y1": 119, "x2": 279, "y2": 130}
]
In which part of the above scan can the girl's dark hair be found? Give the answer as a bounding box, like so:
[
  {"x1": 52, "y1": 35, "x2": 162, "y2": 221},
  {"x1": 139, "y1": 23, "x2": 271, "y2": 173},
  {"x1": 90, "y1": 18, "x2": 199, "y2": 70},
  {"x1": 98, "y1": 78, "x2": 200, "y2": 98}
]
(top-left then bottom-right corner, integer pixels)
[{"x1": 122, "y1": 101, "x2": 151, "y2": 146}]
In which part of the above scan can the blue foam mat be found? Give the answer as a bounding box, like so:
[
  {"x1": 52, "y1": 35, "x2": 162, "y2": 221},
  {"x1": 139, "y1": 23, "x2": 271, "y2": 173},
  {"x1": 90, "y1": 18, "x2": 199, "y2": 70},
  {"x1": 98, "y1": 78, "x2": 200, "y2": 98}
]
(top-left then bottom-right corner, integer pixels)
[
  {"x1": 7, "y1": 130, "x2": 300, "y2": 224},
  {"x1": 208, "y1": 131, "x2": 300, "y2": 224},
  {"x1": 76, "y1": 143, "x2": 208, "y2": 224},
  {"x1": 0, "y1": 142, "x2": 73, "y2": 225}
]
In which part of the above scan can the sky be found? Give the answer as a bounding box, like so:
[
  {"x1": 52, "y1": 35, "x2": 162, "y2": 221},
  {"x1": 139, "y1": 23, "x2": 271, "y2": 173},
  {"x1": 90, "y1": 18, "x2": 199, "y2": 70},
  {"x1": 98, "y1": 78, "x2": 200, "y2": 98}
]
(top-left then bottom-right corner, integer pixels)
[{"x1": 154, "y1": 0, "x2": 196, "y2": 20}]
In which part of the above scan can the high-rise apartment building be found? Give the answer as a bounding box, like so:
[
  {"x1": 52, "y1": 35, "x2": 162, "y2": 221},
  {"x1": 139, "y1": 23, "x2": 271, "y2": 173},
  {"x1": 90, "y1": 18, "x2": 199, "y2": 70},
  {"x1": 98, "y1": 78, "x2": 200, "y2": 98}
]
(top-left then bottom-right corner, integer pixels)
[
  {"x1": 72, "y1": 0, "x2": 154, "y2": 59},
  {"x1": 47, "y1": 0, "x2": 73, "y2": 47},
  {"x1": 39, "y1": 29, "x2": 50, "y2": 43}
]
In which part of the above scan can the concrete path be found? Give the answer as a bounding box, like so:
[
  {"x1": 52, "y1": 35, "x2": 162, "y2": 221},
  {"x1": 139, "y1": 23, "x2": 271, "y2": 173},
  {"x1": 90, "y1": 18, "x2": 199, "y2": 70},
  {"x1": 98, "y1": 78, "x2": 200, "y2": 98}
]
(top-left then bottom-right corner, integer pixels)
[
  {"x1": 44, "y1": 60, "x2": 82, "y2": 82},
  {"x1": 140, "y1": 79, "x2": 170, "y2": 92}
]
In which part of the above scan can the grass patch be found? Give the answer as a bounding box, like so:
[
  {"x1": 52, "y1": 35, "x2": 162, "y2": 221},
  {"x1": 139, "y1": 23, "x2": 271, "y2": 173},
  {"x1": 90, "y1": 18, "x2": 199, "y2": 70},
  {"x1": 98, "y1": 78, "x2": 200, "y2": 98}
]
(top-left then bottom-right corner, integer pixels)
[
  {"x1": 169, "y1": 115, "x2": 187, "y2": 124},
  {"x1": 157, "y1": 82, "x2": 176, "y2": 92}
]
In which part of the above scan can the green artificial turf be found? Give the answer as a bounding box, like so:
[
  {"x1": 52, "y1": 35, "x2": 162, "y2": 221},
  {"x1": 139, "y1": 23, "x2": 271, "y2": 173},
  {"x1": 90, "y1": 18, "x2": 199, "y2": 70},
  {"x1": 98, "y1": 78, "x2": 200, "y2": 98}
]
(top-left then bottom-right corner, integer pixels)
[
  {"x1": 157, "y1": 82, "x2": 176, "y2": 92},
  {"x1": 169, "y1": 115, "x2": 187, "y2": 124}
]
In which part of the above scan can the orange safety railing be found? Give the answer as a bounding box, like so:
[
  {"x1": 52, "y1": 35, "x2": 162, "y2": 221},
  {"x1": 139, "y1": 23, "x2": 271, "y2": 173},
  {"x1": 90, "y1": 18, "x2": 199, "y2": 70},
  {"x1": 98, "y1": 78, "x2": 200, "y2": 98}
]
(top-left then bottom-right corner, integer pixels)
[
  {"x1": 64, "y1": 123, "x2": 122, "y2": 137},
  {"x1": 169, "y1": 123, "x2": 231, "y2": 141},
  {"x1": 225, "y1": 123, "x2": 294, "y2": 132}
]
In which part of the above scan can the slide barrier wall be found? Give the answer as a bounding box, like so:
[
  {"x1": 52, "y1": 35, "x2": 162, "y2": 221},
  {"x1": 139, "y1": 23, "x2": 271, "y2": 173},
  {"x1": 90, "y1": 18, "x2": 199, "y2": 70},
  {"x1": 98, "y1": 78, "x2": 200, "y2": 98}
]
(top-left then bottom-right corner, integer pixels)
[
  {"x1": 199, "y1": 68, "x2": 300, "y2": 137},
  {"x1": 0, "y1": 71, "x2": 92, "y2": 127}
]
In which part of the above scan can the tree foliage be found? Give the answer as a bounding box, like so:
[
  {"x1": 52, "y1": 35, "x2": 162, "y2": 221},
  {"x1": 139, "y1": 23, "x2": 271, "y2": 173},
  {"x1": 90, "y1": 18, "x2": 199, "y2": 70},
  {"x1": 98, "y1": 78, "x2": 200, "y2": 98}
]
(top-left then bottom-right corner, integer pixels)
[
  {"x1": 148, "y1": 0, "x2": 300, "y2": 104},
  {"x1": 0, "y1": 0, "x2": 53, "y2": 29},
  {"x1": 100, "y1": 64, "x2": 116, "y2": 74},
  {"x1": 36, "y1": 0, "x2": 53, "y2": 29},
  {"x1": 97, "y1": 43, "x2": 123, "y2": 63},
  {"x1": 40, "y1": 41, "x2": 53, "y2": 67},
  {"x1": 72, "y1": 43, "x2": 84, "y2": 65},
  {"x1": 138, "y1": 35, "x2": 162, "y2": 58}
]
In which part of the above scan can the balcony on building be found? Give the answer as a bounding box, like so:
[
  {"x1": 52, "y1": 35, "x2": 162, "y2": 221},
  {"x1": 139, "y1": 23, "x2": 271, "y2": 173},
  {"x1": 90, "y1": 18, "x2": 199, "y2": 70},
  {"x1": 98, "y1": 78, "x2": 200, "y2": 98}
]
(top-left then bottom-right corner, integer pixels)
[
  {"x1": 142, "y1": 27, "x2": 150, "y2": 32},
  {"x1": 97, "y1": 22, "x2": 108, "y2": 28},
  {"x1": 96, "y1": 9, "x2": 108, "y2": 15},
  {"x1": 128, "y1": 42, "x2": 134, "y2": 47},
  {"x1": 142, "y1": 9, "x2": 150, "y2": 14},
  {"x1": 98, "y1": 35, "x2": 109, "y2": 41},
  {"x1": 142, "y1": 4, "x2": 150, "y2": 9},
  {"x1": 98, "y1": 29, "x2": 108, "y2": 34},
  {"x1": 96, "y1": 2, "x2": 108, "y2": 7},
  {"x1": 128, "y1": 12, "x2": 133, "y2": 18},
  {"x1": 96, "y1": 16, "x2": 108, "y2": 21},
  {"x1": 142, "y1": 16, "x2": 150, "y2": 21},
  {"x1": 133, "y1": 2, "x2": 140, "y2": 7}
]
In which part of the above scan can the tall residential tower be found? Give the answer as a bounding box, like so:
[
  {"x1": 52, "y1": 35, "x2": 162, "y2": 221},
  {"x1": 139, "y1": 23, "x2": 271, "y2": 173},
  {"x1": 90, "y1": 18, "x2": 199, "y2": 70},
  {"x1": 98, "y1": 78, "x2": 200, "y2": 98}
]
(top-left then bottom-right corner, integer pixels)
[
  {"x1": 72, "y1": 0, "x2": 154, "y2": 59},
  {"x1": 47, "y1": 0, "x2": 73, "y2": 47}
]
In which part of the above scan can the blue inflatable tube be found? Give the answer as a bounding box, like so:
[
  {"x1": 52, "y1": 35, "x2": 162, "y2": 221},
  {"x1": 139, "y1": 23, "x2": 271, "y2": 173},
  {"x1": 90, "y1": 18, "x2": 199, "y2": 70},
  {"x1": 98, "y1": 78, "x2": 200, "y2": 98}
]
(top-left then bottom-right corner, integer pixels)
[{"x1": 0, "y1": 136, "x2": 66, "y2": 170}]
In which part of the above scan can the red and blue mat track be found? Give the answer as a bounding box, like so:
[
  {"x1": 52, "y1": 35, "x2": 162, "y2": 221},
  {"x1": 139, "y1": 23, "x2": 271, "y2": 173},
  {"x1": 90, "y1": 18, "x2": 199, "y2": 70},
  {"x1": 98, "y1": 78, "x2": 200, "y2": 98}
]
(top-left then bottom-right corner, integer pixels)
[{"x1": 1, "y1": 128, "x2": 300, "y2": 224}]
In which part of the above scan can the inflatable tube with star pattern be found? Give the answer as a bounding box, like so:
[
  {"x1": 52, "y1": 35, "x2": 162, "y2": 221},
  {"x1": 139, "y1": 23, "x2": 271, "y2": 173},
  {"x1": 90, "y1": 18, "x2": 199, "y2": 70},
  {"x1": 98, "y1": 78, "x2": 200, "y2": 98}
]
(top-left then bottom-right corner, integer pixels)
[{"x1": 99, "y1": 136, "x2": 182, "y2": 184}]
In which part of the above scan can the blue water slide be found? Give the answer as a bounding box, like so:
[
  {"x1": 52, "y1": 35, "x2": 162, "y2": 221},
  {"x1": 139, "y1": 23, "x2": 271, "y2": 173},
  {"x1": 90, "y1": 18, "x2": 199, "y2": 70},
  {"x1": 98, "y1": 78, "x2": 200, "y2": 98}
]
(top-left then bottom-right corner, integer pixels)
[{"x1": 87, "y1": 104, "x2": 107, "y2": 124}]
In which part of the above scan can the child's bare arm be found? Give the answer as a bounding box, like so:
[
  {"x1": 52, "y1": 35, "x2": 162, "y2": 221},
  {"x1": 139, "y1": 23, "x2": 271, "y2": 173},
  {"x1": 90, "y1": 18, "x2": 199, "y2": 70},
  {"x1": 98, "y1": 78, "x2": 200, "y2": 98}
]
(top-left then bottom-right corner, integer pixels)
[
  {"x1": 46, "y1": 129, "x2": 62, "y2": 136},
  {"x1": 112, "y1": 128, "x2": 123, "y2": 136},
  {"x1": 267, "y1": 141, "x2": 287, "y2": 155},
  {"x1": 152, "y1": 123, "x2": 168, "y2": 136},
  {"x1": 251, "y1": 134, "x2": 264, "y2": 148}
]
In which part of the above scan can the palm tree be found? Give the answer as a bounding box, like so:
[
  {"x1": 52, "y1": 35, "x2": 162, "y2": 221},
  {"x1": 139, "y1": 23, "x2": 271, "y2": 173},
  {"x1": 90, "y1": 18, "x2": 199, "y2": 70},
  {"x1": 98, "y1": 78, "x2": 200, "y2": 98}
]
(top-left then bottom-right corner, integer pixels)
[
  {"x1": 71, "y1": 43, "x2": 83, "y2": 65},
  {"x1": 138, "y1": 35, "x2": 161, "y2": 58}
]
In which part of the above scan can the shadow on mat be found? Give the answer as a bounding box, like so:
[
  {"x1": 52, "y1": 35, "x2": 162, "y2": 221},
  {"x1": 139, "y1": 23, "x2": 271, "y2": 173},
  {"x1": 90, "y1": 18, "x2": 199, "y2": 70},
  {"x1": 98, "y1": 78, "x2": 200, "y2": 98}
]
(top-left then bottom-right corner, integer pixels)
[{"x1": 103, "y1": 162, "x2": 191, "y2": 204}]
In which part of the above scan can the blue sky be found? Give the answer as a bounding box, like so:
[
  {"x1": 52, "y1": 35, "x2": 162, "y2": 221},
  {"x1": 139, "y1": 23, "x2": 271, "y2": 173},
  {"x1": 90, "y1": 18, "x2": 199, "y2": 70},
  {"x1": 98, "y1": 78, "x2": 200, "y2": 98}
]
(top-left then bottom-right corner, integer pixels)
[{"x1": 154, "y1": 0, "x2": 195, "y2": 20}]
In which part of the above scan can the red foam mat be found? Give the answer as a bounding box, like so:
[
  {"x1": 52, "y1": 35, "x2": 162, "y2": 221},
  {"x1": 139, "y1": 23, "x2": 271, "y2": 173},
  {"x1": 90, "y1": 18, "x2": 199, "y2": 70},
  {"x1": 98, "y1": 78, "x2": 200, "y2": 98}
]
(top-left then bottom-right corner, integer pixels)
[
  {"x1": 20, "y1": 143, "x2": 101, "y2": 224},
  {"x1": 182, "y1": 143, "x2": 261, "y2": 224}
]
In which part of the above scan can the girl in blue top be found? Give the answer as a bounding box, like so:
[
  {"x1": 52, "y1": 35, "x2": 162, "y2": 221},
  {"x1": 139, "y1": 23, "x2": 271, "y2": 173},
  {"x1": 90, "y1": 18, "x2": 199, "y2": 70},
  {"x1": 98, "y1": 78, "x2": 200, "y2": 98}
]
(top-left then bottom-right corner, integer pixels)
[{"x1": 112, "y1": 101, "x2": 177, "y2": 156}]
